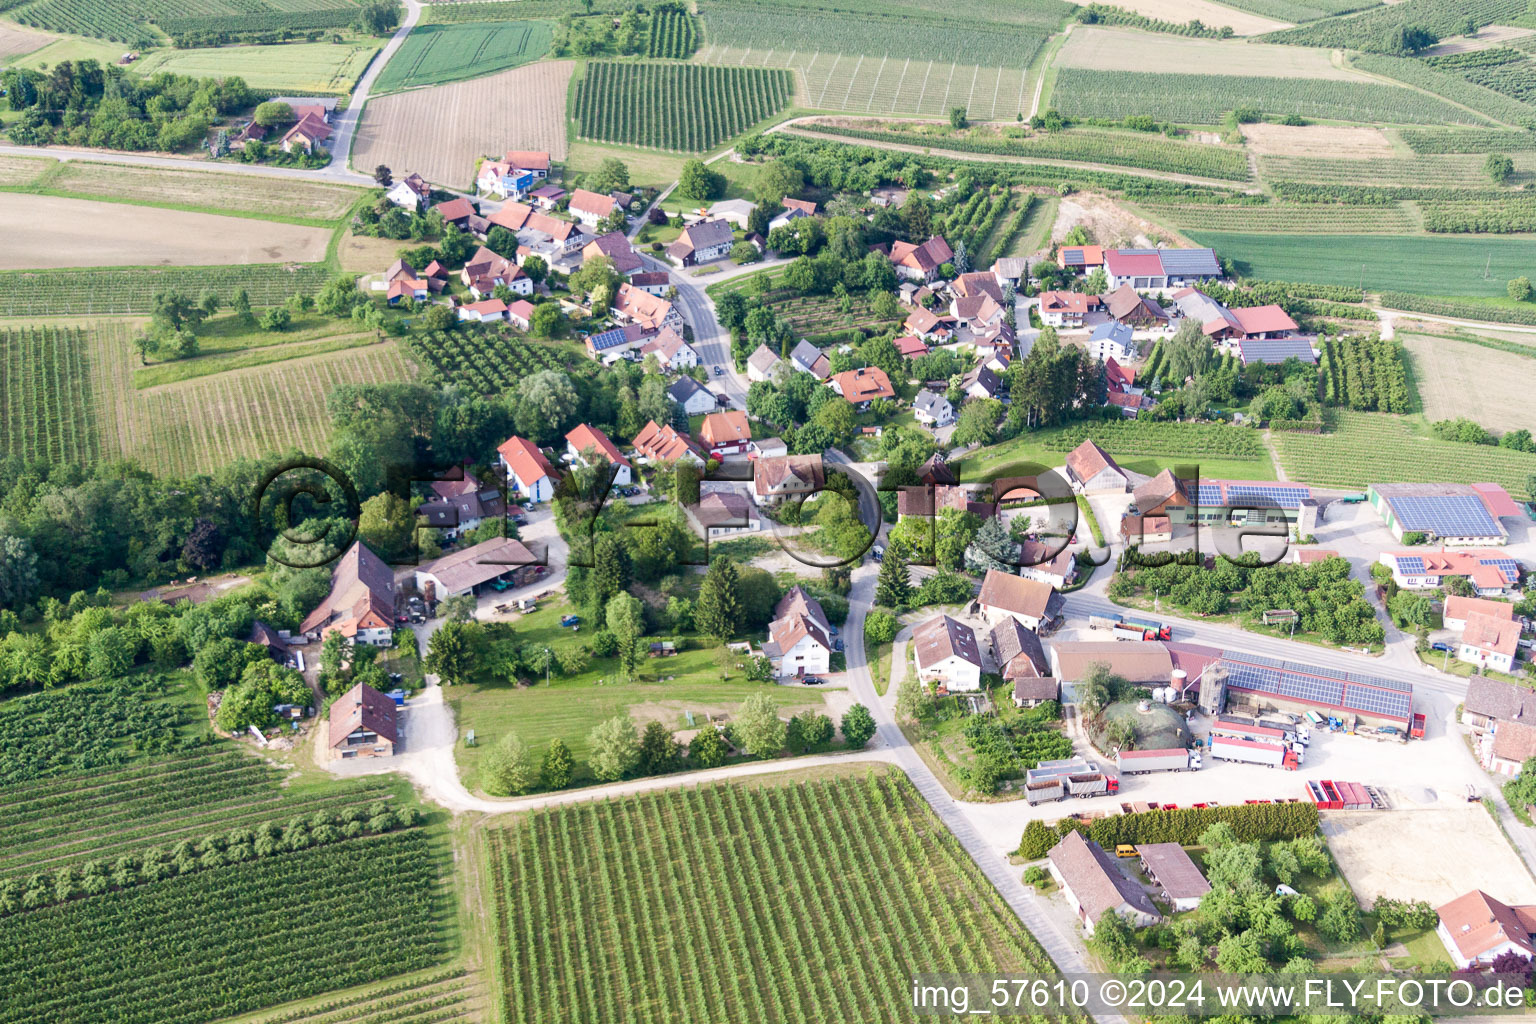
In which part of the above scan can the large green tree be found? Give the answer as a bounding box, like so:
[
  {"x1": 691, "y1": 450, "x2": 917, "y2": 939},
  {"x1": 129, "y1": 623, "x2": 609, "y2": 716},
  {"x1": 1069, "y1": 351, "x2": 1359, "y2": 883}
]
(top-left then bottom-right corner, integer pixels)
[
  {"x1": 696, "y1": 557, "x2": 742, "y2": 641},
  {"x1": 876, "y1": 545, "x2": 913, "y2": 608},
  {"x1": 587, "y1": 715, "x2": 641, "y2": 781}
]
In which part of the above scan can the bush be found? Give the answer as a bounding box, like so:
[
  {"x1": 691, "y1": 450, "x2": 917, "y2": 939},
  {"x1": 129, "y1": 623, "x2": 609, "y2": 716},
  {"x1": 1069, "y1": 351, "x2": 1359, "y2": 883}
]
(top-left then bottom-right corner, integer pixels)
[{"x1": 864, "y1": 609, "x2": 898, "y2": 645}]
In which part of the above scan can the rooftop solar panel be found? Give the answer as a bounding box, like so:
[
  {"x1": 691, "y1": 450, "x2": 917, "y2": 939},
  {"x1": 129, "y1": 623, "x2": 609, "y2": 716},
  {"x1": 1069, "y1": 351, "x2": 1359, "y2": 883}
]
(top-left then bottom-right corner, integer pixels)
[
  {"x1": 1396, "y1": 556, "x2": 1425, "y2": 574},
  {"x1": 589, "y1": 327, "x2": 630, "y2": 351},
  {"x1": 1158, "y1": 248, "x2": 1221, "y2": 275},
  {"x1": 1385, "y1": 494, "x2": 1500, "y2": 537}
]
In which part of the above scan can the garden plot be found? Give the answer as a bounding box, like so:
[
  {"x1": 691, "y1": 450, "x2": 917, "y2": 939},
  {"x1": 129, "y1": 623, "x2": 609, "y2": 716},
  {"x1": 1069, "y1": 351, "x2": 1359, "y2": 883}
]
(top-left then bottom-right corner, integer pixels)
[
  {"x1": 352, "y1": 60, "x2": 571, "y2": 189},
  {"x1": 1322, "y1": 807, "x2": 1536, "y2": 908},
  {"x1": 0, "y1": 194, "x2": 329, "y2": 270},
  {"x1": 698, "y1": 44, "x2": 1033, "y2": 121}
]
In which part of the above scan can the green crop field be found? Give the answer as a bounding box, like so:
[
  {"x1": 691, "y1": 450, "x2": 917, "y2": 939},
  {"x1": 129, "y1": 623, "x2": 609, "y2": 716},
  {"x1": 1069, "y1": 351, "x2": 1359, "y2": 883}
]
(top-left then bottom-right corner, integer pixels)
[
  {"x1": 129, "y1": 41, "x2": 378, "y2": 93},
  {"x1": 645, "y1": 8, "x2": 697, "y2": 58},
  {"x1": 0, "y1": 263, "x2": 332, "y2": 317},
  {"x1": 1186, "y1": 232, "x2": 1536, "y2": 296},
  {"x1": 485, "y1": 770, "x2": 1064, "y2": 1024},
  {"x1": 372, "y1": 20, "x2": 552, "y2": 92},
  {"x1": 1273, "y1": 412, "x2": 1536, "y2": 495},
  {"x1": 1138, "y1": 202, "x2": 1417, "y2": 234},
  {"x1": 4, "y1": 0, "x2": 360, "y2": 43},
  {"x1": 0, "y1": 828, "x2": 450, "y2": 1024},
  {"x1": 1420, "y1": 196, "x2": 1536, "y2": 233},
  {"x1": 0, "y1": 325, "x2": 102, "y2": 466},
  {"x1": 1260, "y1": 0, "x2": 1530, "y2": 52},
  {"x1": 1053, "y1": 68, "x2": 1481, "y2": 125},
  {"x1": 1259, "y1": 152, "x2": 1536, "y2": 187},
  {"x1": 802, "y1": 121, "x2": 1252, "y2": 181},
  {"x1": 1351, "y1": 54, "x2": 1536, "y2": 130},
  {"x1": 574, "y1": 62, "x2": 792, "y2": 151}
]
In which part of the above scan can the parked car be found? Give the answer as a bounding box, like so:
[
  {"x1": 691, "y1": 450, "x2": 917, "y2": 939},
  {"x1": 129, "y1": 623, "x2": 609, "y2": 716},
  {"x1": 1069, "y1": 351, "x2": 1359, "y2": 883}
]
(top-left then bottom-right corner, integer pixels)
[
  {"x1": 560, "y1": 614, "x2": 581, "y2": 627},
  {"x1": 713, "y1": 365, "x2": 724, "y2": 376},
  {"x1": 1430, "y1": 641, "x2": 1453, "y2": 653},
  {"x1": 801, "y1": 676, "x2": 822, "y2": 685}
]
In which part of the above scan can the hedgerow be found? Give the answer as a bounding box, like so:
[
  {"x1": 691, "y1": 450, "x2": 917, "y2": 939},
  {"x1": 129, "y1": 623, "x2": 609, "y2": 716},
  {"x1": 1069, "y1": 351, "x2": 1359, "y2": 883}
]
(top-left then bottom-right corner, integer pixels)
[{"x1": 1015, "y1": 801, "x2": 1321, "y2": 858}]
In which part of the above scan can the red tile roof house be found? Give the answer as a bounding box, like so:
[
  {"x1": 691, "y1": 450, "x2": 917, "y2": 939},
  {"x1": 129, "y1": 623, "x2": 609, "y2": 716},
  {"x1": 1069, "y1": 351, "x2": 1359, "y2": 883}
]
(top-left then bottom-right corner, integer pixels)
[
  {"x1": 977, "y1": 568, "x2": 1064, "y2": 632},
  {"x1": 1458, "y1": 611, "x2": 1522, "y2": 674},
  {"x1": 754, "y1": 453, "x2": 824, "y2": 506},
  {"x1": 506, "y1": 299, "x2": 535, "y2": 331},
  {"x1": 432, "y1": 196, "x2": 476, "y2": 228},
  {"x1": 487, "y1": 202, "x2": 588, "y2": 257},
  {"x1": 583, "y1": 231, "x2": 644, "y2": 275},
  {"x1": 667, "y1": 218, "x2": 736, "y2": 267},
  {"x1": 762, "y1": 585, "x2": 833, "y2": 679},
  {"x1": 902, "y1": 305, "x2": 952, "y2": 342},
  {"x1": 1436, "y1": 889, "x2": 1536, "y2": 968},
  {"x1": 633, "y1": 419, "x2": 705, "y2": 466},
  {"x1": 829, "y1": 367, "x2": 895, "y2": 409},
  {"x1": 329, "y1": 682, "x2": 399, "y2": 761},
  {"x1": 415, "y1": 471, "x2": 506, "y2": 541},
  {"x1": 698, "y1": 409, "x2": 752, "y2": 456},
  {"x1": 1047, "y1": 831, "x2": 1163, "y2": 936},
  {"x1": 568, "y1": 188, "x2": 619, "y2": 228},
  {"x1": 894, "y1": 334, "x2": 930, "y2": 358},
  {"x1": 1063, "y1": 438, "x2": 1128, "y2": 494},
  {"x1": 458, "y1": 297, "x2": 508, "y2": 323},
  {"x1": 300, "y1": 542, "x2": 396, "y2": 646},
  {"x1": 1036, "y1": 290, "x2": 1101, "y2": 328},
  {"x1": 638, "y1": 327, "x2": 698, "y2": 370},
  {"x1": 1230, "y1": 304, "x2": 1298, "y2": 339},
  {"x1": 612, "y1": 282, "x2": 684, "y2": 333},
  {"x1": 1379, "y1": 550, "x2": 1523, "y2": 597},
  {"x1": 280, "y1": 112, "x2": 332, "y2": 153},
  {"x1": 1443, "y1": 595, "x2": 1517, "y2": 633},
  {"x1": 889, "y1": 235, "x2": 954, "y2": 282},
  {"x1": 497, "y1": 434, "x2": 559, "y2": 503},
  {"x1": 565, "y1": 423, "x2": 632, "y2": 486}
]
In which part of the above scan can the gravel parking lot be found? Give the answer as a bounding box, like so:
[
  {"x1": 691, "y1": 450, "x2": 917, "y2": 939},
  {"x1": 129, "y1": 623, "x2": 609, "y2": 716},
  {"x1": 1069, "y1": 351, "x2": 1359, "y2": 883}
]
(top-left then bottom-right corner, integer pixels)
[{"x1": 1322, "y1": 807, "x2": 1536, "y2": 908}]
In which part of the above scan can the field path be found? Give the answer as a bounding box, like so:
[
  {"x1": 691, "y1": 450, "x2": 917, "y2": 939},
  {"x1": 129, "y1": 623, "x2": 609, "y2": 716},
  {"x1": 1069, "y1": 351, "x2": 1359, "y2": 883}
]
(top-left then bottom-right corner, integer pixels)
[{"x1": 330, "y1": 0, "x2": 423, "y2": 177}]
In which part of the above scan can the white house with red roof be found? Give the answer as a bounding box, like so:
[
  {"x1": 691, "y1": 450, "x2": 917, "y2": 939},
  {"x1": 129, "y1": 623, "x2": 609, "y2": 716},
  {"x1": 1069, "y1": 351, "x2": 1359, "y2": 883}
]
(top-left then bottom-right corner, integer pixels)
[
  {"x1": 497, "y1": 435, "x2": 558, "y2": 503},
  {"x1": 506, "y1": 299, "x2": 535, "y2": 331},
  {"x1": 281, "y1": 112, "x2": 332, "y2": 153},
  {"x1": 829, "y1": 367, "x2": 895, "y2": 409},
  {"x1": 1436, "y1": 889, "x2": 1536, "y2": 968},
  {"x1": 1459, "y1": 612, "x2": 1522, "y2": 674},
  {"x1": 889, "y1": 235, "x2": 954, "y2": 282},
  {"x1": 1380, "y1": 550, "x2": 1524, "y2": 597},
  {"x1": 763, "y1": 586, "x2": 833, "y2": 679},
  {"x1": 632, "y1": 420, "x2": 704, "y2": 466},
  {"x1": 568, "y1": 188, "x2": 619, "y2": 228},
  {"x1": 458, "y1": 298, "x2": 507, "y2": 323},
  {"x1": 1037, "y1": 290, "x2": 1101, "y2": 328},
  {"x1": 638, "y1": 326, "x2": 698, "y2": 370},
  {"x1": 565, "y1": 424, "x2": 632, "y2": 485},
  {"x1": 460, "y1": 245, "x2": 532, "y2": 299},
  {"x1": 611, "y1": 282, "x2": 683, "y2": 333},
  {"x1": 386, "y1": 172, "x2": 431, "y2": 211}
]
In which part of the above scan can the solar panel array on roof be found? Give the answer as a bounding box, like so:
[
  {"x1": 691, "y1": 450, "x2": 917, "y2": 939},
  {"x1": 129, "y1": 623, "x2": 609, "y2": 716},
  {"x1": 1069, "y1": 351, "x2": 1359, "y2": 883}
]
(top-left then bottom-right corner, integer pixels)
[
  {"x1": 1218, "y1": 650, "x2": 1412, "y2": 720},
  {"x1": 1485, "y1": 558, "x2": 1522, "y2": 583},
  {"x1": 1063, "y1": 250, "x2": 1086, "y2": 266},
  {"x1": 1158, "y1": 248, "x2": 1220, "y2": 276},
  {"x1": 589, "y1": 327, "x2": 631, "y2": 351},
  {"x1": 1396, "y1": 555, "x2": 1425, "y2": 574},
  {"x1": 1388, "y1": 494, "x2": 1500, "y2": 537},
  {"x1": 1194, "y1": 482, "x2": 1312, "y2": 510},
  {"x1": 1238, "y1": 338, "x2": 1316, "y2": 365}
]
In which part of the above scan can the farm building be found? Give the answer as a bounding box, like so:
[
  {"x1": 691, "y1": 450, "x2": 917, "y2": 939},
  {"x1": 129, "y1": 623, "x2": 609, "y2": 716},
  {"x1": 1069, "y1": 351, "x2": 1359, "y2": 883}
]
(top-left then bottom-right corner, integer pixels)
[
  {"x1": 763, "y1": 586, "x2": 832, "y2": 679},
  {"x1": 1131, "y1": 474, "x2": 1319, "y2": 534},
  {"x1": 299, "y1": 542, "x2": 395, "y2": 647},
  {"x1": 414, "y1": 537, "x2": 540, "y2": 600},
  {"x1": 977, "y1": 569, "x2": 1064, "y2": 632},
  {"x1": 497, "y1": 435, "x2": 558, "y2": 503},
  {"x1": 989, "y1": 617, "x2": 1049, "y2": 681},
  {"x1": 912, "y1": 615, "x2": 984, "y2": 693},
  {"x1": 1063, "y1": 439, "x2": 1127, "y2": 494},
  {"x1": 1103, "y1": 286, "x2": 1169, "y2": 328},
  {"x1": 1103, "y1": 247, "x2": 1220, "y2": 291},
  {"x1": 1047, "y1": 831, "x2": 1162, "y2": 936},
  {"x1": 566, "y1": 424, "x2": 632, "y2": 485},
  {"x1": 1368, "y1": 482, "x2": 1518, "y2": 545},
  {"x1": 1058, "y1": 245, "x2": 1104, "y2": 273},
  {"x1": 1435, "y1": 890, "x2": 1536, "y2": 969},
  {"x1": 458, "y1": 298, "x2": 507, "y2": 323},
  {"x1": 707, "y1": 198, "x2": 756, "y2": 228},
  {"x1": 1121, "y1": 513, "x2": 1173, "y2": 544},
  {"x1": 328, "y1": 682, "x2": 398, "y2": 761},
  {"x1": 1137, "y1": 844, "x2": 1210, "y2": 912},
  {"x1": 1048, "y1": 642, "x2": 1173, "y2": 685},
  {"x1": 1235, "y1": 335, "x2": 1314, "y2": 366}
]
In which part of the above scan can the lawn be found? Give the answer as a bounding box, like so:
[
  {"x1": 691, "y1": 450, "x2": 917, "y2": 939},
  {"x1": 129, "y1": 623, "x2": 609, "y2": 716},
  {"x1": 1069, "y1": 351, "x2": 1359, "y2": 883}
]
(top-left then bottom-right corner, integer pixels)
[
  {"x1": 1186, "y1": 231, "x2": 1536, "y2": 297},
  {"x1": 483, "y1": 768, "x2": 1066, "y2": 1023},
  {"x1": 131, "y1": 41, "x2": 380, "y2": 93},
  {"x1": 954, "y1": 422, "x2": 1277, "y2": 482},
  {"x1": 372, "y1": 21, "x2": 552, "y2": 92},
  {"x1": 564, "y1": 140, "x2": 690, "y2": 191},
  {"x1": 9, "y1": 34, "x2": 126, "y2": 70},
  {"x1": 447, "y1": 599, "x2": 827, "y2": 792}
]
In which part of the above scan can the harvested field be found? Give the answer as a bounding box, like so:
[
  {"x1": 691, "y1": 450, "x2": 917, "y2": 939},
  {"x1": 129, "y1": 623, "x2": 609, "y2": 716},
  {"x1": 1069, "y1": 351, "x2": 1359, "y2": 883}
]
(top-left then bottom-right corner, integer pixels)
[
  {"x1": 1321, "y1": 807, "x2": 1536, "y2": 908},
  {"x1": 1242, "y1": 122, "x2": 1395, "y2": 156},
  {"x1": 47, "y1": 162, "x2": 362, "y2": 221},
  {"x1": 85, "y1": 321, "x2": 418, "y2": 475},
  {"x1": 0, "y1": 194, "x2": 330, "y2": 270},
  {"x1": 1057, "y1": 26, "x2": 1363, "y2": 77},
  {"x1": 353, "y1": 60, "x2": 572, "y2": 189},
  {"x1": 1058, "y1": 0, "x2": 1291, "y2": 33},
  {"x1": 1420, "y1": 24, "x2": 1535, "y2": 54},
  {"x1": 0, "y1": 24, "x2": 55, "y2": 62},
  {"x1": 0, "y1": 154, "x2": 52, "y2": 185},
  {"x1": 130, "y1": 42, "x2": 379, "y2": 93},
  {"x1": 1399, "y1": 332, "x2": 1536, "y2": 434}
]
